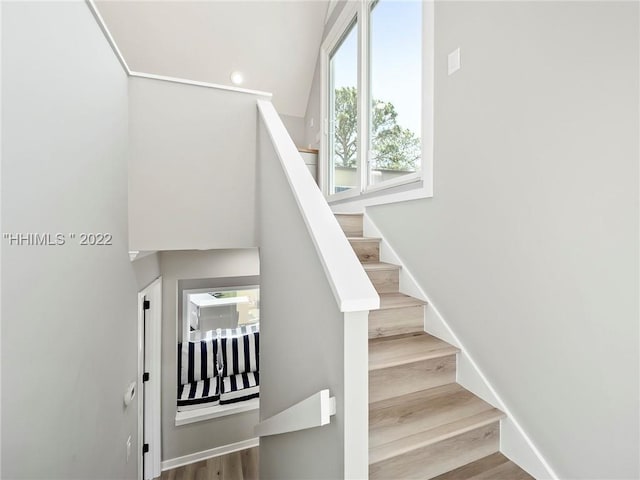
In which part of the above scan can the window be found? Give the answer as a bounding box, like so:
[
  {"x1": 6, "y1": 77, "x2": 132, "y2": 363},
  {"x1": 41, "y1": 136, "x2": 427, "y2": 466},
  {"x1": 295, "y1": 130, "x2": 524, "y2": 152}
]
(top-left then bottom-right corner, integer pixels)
[
  {"x1": 368, "y1": 0, "x2": 422, "y2": 187},
  {"x1": 321, "y1": 0, "x2": 433, "y2": 207},
  {"x1": 175, "y1": 278, "x2": 260, "y2": 425},
  {"x1": 182, "y1": 286, "x2": 259, "y2": 343},
  {"x1": 329, "y1": 18, "x2": 359, "y2": 195}
]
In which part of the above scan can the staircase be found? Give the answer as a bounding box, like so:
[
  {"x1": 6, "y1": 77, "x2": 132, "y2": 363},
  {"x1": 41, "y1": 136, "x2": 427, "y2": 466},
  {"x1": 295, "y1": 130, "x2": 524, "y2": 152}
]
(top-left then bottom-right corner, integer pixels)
[{"x1": 335, "y1": 213, "x2": 534, "y2": 480}]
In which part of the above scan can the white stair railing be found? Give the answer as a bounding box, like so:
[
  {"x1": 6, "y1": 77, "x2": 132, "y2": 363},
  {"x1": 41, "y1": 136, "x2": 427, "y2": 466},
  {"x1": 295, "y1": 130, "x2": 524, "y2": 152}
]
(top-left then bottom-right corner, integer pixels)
[
  {"x1": 256, "y1": 99, "x2": 378, "y2": 479},
  {"x1": 257, "y1": 100, "x2": 379, "y2": 313}
]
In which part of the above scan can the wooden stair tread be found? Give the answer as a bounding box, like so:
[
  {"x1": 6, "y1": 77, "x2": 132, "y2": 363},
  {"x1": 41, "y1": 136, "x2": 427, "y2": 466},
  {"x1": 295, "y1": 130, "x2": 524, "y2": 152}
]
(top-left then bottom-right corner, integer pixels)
[
  {"x1": 369, "y1": 384, "x2": 502, "y2": 444},
  {"x1": 347, "y1": 236, "x2": 381, "y2": 242},
  {"x1": 430, "y1": 452, "x2": 507, "y2": 479},
  {"x1": 362, "y1": 261, "x2": 401, "y2": 272},
  {"x1": 369, "y1": 384, "x2": 504, "y2": 465},
  {"x1": 335, "y1": 213, "x2": 364, "y2": 236},
  {"x1": 370, "y1": 409, "x2": 503, "y2": 465},
  {"x1": 364, "y1": 263, "x2": 400, "y2": 293},
  {"x1": 369, "y1": 333, "x2": 458, "y2": 370},
  {"x1": 348, "y1": 237, "x2": 381, "y2": 263},
  {"x1": 370, "y1": 422, "x2": 500, "y2": 480},
  {"x1": 431, "y1": 452, "x2": 535, "y2": 480},
  {"x1": 469, "y1": 458, "x2": 535, "y2": 480},
  {"x1": 378, "y1": 292, "x2": 426, "y2": 310}
]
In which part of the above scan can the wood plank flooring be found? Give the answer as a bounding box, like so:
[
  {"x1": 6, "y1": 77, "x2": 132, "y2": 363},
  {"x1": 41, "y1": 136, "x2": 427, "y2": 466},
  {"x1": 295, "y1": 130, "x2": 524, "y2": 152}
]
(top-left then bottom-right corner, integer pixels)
[{"x1": 160, "y1": 447, "x2": 258, "y2": 480}]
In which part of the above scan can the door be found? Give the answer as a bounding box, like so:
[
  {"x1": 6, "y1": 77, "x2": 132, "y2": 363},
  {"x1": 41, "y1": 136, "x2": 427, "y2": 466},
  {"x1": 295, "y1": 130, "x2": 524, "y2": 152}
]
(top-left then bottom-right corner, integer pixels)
[{"x1": 138, "y1": 277, "x2": 162, "y2": 480}]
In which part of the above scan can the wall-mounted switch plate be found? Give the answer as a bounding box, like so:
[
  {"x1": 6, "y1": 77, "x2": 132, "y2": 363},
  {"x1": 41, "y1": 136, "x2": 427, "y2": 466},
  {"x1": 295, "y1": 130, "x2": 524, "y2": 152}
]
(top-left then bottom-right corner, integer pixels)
[{"x1": 448, "y1": 48, "x2": 461, "y2": 75}]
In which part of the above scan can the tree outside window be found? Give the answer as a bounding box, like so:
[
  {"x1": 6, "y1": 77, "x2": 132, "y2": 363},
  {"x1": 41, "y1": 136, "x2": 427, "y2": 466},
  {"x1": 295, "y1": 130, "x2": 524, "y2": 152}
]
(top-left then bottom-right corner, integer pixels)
[{"x1": 333, "y1": 86, "x2": 420, "y2": 173}]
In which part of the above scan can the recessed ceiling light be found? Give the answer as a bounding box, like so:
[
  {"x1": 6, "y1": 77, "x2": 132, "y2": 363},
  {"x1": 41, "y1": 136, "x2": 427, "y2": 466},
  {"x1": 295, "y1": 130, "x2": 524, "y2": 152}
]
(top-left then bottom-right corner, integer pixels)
[{"x1": 230, "y1": 71, "x2": 244, "y2": 85}]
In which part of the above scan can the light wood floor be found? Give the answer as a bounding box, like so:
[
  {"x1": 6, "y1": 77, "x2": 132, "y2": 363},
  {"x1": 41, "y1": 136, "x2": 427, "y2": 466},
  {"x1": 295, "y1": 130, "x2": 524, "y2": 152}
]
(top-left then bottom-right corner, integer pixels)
[{"x1": 160, "y1": 447, "x2": 258, "y2": 480}]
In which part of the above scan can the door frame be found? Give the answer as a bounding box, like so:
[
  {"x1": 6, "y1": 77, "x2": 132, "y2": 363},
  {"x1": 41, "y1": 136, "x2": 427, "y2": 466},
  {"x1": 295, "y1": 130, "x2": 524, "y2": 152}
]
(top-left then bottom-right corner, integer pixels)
[{"x1": 138, "y1": 276, "x2": 162, "y2": 480}]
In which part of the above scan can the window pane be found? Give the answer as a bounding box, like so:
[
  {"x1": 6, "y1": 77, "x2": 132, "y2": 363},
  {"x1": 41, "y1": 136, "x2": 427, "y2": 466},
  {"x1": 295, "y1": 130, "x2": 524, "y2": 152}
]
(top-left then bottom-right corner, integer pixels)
[
  {"x1": 186, "y1": 287, "x2": 259, "y2": 342},
  {"x1": 369, "y1": 1, "x2": 422, "y2": 187},
  {"x1": 329, "y1": 19, "x2": 358, "y2": 195}
]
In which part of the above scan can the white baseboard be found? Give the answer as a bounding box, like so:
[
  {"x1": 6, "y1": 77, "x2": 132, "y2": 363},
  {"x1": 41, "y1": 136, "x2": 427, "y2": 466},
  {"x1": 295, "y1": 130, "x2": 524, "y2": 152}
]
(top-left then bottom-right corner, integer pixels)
[
  {"x1": 501, "y1": 418, "x2": 554, "y2": 480},
  {"x1": 363, "y1": 213, "x2": 558, "y2": 480},
  {"x1": 161, "y1": 437, "x2": 259, "y2": 472},
  {"x1": 362, "y1": 216, "x2": 430, "y2": 305}
]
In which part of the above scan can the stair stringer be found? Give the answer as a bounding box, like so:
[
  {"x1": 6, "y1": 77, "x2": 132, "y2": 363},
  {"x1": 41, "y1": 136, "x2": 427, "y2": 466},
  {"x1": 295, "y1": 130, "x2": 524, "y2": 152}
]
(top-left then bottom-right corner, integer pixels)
[{"x1": 363, "y1": 213, "x2": 558, "y2": 480}]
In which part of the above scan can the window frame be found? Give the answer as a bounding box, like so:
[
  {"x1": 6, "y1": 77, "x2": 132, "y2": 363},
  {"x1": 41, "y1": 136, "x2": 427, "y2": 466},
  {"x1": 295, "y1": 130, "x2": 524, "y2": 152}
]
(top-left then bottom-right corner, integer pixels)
[
  {"x1": 319, "y1": 0, "x2": 434, "y2": 209},
  {"x1": 327, "y1": 15, "x2": 361, "y2": 197}
]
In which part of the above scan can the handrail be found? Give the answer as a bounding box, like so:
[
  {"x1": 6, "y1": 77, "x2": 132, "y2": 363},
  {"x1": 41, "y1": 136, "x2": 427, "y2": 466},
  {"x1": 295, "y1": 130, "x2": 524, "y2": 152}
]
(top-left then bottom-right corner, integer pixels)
[
  {"x1": 254, "y1": 390, "x2": 336, "y2": 438},
  {"x1": 257, "y1": 100, "x2": 379, "y2": 312}
]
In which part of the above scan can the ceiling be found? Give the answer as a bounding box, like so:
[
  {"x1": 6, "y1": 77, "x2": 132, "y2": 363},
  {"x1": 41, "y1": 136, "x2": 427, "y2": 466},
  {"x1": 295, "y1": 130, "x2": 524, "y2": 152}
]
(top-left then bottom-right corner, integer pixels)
[{"x1": 95, "y1": 0, "x2": 330, "y2": 117}]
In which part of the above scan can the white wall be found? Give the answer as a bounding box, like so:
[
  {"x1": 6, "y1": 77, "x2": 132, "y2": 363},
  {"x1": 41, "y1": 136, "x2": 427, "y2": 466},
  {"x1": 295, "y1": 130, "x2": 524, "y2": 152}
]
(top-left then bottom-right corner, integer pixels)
[
  {"x1": 365, "y1": 2, "x2": 639, "y2": 479},
  {"x1": 279, "y1": 113, "x2": 306, "y2": 149},
  {"x1": 158, "y1": 249, "x2": 260, "y2": 461},
  {"x1": 128, "y1": 77, "x2": 266, "y2": 251},
  {"x1": 1, "y1": 2, "x2": 139, "y2": 478},
  {"x1": 132, "y1": 252, "x2": 161, "y2": 291}
]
